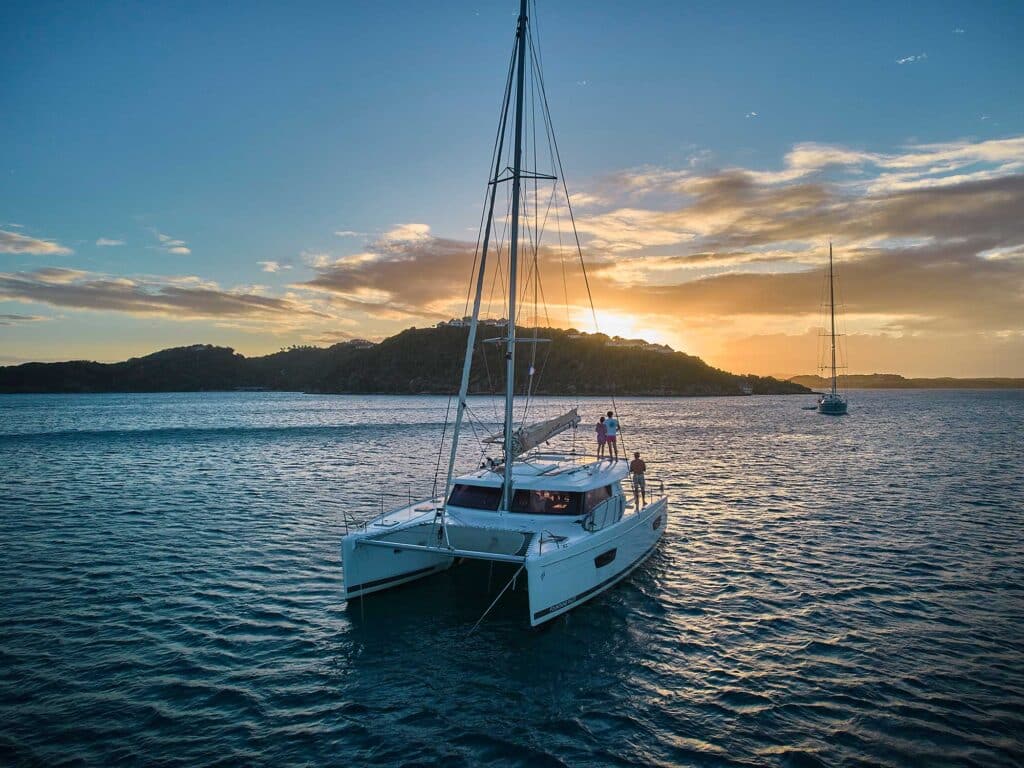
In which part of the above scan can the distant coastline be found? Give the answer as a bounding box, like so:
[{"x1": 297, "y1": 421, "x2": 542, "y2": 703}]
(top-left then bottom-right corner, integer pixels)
[
  {"x1": 789, "y1": 373, "x2": 1024, "y2": 390},
  {"x1": 0, "y1": 325, "x2": 809, "y2": 397}
]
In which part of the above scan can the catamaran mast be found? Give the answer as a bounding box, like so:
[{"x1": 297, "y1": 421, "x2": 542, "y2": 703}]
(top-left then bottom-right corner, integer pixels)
[
  {"x1": 441, "y1": 25, "x2": 517, "y2": 507},
  {"x1": 501, "y1": 0, "x2": 529, "y2": 511},
  {"x1": 829, "y1": 241, "x2": 837, "y2": 397}
]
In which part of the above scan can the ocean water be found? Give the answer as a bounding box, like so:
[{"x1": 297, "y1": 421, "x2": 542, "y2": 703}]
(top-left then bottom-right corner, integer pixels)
[{"x1": 1, "y1": 390, "x2": 1022, "y2": 767}]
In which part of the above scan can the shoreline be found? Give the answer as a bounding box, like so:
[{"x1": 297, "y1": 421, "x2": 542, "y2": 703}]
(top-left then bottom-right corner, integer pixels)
[{"x1": 2, "y1": 387, "x2": 1021, "y2": 397}]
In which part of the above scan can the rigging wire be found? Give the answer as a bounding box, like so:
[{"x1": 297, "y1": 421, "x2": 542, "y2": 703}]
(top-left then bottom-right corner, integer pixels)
[
  {"x1": 527, "y1": 22, "x2": 629, "y2": 456},
  {"x1": 449, "y1": 0, "x2": 632, "y2": 470},
  {"x1": 434, "y1": 42, "x2": 518, "y2": 498},
  {"x1": 516, "y1": 17, "x2": 565, "y2": 425},
  {"x1": 483, "y1": 190, "x2": 515, "y2": 424}
]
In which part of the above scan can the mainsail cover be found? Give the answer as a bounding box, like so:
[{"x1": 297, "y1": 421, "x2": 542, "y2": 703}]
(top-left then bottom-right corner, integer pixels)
[{"x1": 484, "y1": 408, "x2": 581, "y2": 456}]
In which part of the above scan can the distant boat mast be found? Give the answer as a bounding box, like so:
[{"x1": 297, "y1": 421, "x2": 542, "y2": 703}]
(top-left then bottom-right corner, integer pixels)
[{"x1": 829, "y1": 241, "x2": 837, "y2": 397}]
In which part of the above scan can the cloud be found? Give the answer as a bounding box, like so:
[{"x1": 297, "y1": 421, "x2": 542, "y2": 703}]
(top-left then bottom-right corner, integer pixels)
[
  {"x1": 569, "y1": 192, "x2": 606, "y2": 208},
  {"x1": 783, "y1": 143, "x2": 874, "y2": 171},
  {"x1": 0, "y1": 268, "x2": 327, "y2": 322},
  {"x1": 258, "y1": 260, "x2": 293, "y2": 273},
  {"x1": 306, "y1": 329, "x2": 358, "y2": 345},
  {"x1": 382, "y1": 223, "x2": 431, "y2": 243},
  {"x1": 301, "y1": 233, "x2": 476, "y2": 318},
  {"x1": 600, "y1": 136, "x2": 1024, "y2": 198},
  {"x1": 297, "y1": 133, "x2": 1024, "y2": 375},
  {"x1": 872, "y1": 136, "x2": 1024, "y2": 170},
  {"x1": 334, "y1": 230, "x2": 364, "y2": 238},
  {"x1": 588, "y1": 239, "x2": 1024, "y2": 333},
  {"x1": 574, "y1": 208, "x2": 697, "y2": 251},
  {"x1": 953, "y1": 27, "x2": 965, "y2": 34},
  {"x1": 0, "y1": 229, "x2": 73, "y2": 256},
  {"x1": 29, "y1": 267, "x2": 89, "y2": 283},
  {"x1": 11, "y1": 134, "x2": 1017, "y2": 376},
  {"x1": 95, "y1": 238, "x2": 125, "y2": 247},
  {"x1": 154, "y1": 231, "x2": 192, "y2": 255},
  {"x1": 662, "y1": 169, "x2": 1024, "y2": 254},
  {"x1": 0, "y1": 313, "x2": 47, "y2": 326},
  {"x1": 896, "y1": 53, "x2": 927, "y2": 64},
  {"x1": 745, "y1": 111, "x2": 758, "y2": 118}
]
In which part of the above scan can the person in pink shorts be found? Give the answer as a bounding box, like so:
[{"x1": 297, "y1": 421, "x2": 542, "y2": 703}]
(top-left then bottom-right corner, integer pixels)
[{"x1": 604, "y1": 410, "x2": 620, "y2": 462}]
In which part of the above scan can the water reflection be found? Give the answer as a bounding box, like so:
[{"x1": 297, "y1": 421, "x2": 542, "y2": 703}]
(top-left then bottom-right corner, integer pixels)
[{"x1": 0, "y1": 391, "x2": 1021, "y2": 765}]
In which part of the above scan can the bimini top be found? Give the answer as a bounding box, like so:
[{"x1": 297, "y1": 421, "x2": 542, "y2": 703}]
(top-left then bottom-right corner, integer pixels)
[{"x1": 455, "y1": 457, "x2": 628, "y2": 492}]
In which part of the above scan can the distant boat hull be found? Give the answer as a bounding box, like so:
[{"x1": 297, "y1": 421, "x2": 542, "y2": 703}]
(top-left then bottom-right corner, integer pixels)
[{"x1": 818, "y1": 395, "x2": 848, "y2": 415}]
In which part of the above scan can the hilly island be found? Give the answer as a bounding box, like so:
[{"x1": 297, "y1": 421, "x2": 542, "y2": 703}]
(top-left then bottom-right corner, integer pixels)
[
  {"x1": 788, "y1": 373, "x2": 1024, "y2": 390},
  {"x1": 0, "y1": 325, "x2": 808, "y2": 396}
]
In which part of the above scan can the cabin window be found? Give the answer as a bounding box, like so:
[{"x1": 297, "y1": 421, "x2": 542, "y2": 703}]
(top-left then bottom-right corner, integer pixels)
[
  {"x1": 584, "y1": 485, "x2": 613, "y2": 513},
  {"x1": 446, "y1": 484, "x2": 501, "y2": 511},
  {"x1": 510, "y1": 489, "x2": 582, "y2": 516}
]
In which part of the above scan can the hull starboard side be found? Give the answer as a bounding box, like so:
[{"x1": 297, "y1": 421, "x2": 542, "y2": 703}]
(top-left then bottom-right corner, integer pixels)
[{"x1": 526, "y1": 499, "x2": 668, "y2": 626}]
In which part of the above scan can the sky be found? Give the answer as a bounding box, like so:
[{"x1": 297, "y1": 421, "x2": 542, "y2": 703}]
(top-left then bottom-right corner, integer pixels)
[{"x1": 2, "y1": 0, "x2": 1023, "y2": 377}]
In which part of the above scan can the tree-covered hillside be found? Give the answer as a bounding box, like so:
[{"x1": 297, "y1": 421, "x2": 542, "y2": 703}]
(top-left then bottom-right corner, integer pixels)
[{"x1": 0, "y1": 326, "x2": 810, "y2": 396}]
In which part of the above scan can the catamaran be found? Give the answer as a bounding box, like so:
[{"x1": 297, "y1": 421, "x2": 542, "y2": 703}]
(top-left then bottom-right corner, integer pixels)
[
  {"x1": 340, "y1": 0, "x2": 669, "y2": 627},
  {"x1": 817, "y1": 242, "x2": 848, "y2": 415}
]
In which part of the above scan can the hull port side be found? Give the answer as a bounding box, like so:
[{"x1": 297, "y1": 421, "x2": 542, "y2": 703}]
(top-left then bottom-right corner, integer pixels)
[{"x1": 342, "y1": 531, "x2": 454, "y2": 600}]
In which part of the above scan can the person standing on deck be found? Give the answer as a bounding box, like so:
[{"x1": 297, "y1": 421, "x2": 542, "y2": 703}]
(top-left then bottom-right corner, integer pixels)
[
  {"x1": 595, "y1": 416, "x2": 607, "y2": 459},
  {"x1": 629, "y1": 451, "x2": 647, "y2": 507},
  {"x1": 604, "y1": 410, "x2": 620, "y2": 462}
]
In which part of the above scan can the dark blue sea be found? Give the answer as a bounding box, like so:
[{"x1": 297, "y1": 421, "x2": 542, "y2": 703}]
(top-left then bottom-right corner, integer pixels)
[{"x1": 1, "y1": 390, "x2": 1022, "y2": 766}]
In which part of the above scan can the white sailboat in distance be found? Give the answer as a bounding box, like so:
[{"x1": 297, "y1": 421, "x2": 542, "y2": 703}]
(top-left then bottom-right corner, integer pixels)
[{"x1": 340, "y1": 0, "x2": 669, "y2": 627}]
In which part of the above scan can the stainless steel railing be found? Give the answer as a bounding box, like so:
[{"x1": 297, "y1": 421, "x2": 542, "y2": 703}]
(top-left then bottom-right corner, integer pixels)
[
  {"x1": 341, "y1": 485, "x2": 442, "y2": 534},
  {"x1": 619, "y1": 475, "x2": 666, "y2": 506}
]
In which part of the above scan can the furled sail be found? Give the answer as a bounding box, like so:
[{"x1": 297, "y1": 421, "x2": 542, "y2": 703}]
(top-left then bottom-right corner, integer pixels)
[{"x1": 484, "y1": 408, "x2": 581, "y2": 456}]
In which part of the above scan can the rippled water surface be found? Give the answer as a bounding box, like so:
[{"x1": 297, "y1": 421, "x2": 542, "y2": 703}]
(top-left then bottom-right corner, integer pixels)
[{"x1": 1, "y1": 391, "x2": 1023, "y2": 766}]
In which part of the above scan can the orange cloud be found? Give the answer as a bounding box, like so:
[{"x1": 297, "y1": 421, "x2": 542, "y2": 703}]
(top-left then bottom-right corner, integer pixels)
[{"x1": 295, "y1": 136, "x2": 1024, "y2": 375}]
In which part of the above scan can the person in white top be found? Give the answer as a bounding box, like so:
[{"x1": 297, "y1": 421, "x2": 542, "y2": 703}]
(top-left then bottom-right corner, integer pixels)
[{"x1": 603, "y1": 410, "x2": 620, "y2": 462}]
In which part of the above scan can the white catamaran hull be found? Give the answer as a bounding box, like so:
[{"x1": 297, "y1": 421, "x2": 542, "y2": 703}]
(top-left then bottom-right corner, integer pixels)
[
  {"x1": 341, "y1": 488, "x2": 668, "y2": 627},
  {"x1": 341, "y1": 522, "x2": 455, "y2": 600},
  {"x1": 342, "y1": 512, "x2": 536, "y2": 601},
  {"x1": 527, "y1": 498, "x2": 667, "y2": 626}
]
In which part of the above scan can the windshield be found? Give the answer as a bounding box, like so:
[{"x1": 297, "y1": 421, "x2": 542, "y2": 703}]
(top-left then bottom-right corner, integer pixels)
[
  {"x1": 446, "y1": 484, "x2": 501, "y2": 511},
  {"x1": 584, "y1": 485, "x2": 613, "y2": 513}
]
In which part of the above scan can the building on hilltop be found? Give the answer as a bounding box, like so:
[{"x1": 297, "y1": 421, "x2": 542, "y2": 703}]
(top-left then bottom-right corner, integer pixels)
[
  {"x1": 604, "y1": 338, "x2": 675, "y2": 353},
  {"x1": 437, "y1": 316, "x2": 507, "y2": 328}
]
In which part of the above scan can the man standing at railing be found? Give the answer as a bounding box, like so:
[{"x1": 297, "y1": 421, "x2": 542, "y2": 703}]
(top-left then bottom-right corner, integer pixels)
[{"x1": 629, "y1": 451, "x2": 647, "y2": 508}]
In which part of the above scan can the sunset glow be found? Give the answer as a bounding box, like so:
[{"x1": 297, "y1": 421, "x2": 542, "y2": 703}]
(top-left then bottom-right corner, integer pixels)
[{"x1": 1, "y1": 3, "x2": 1022, "y2": 377}]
